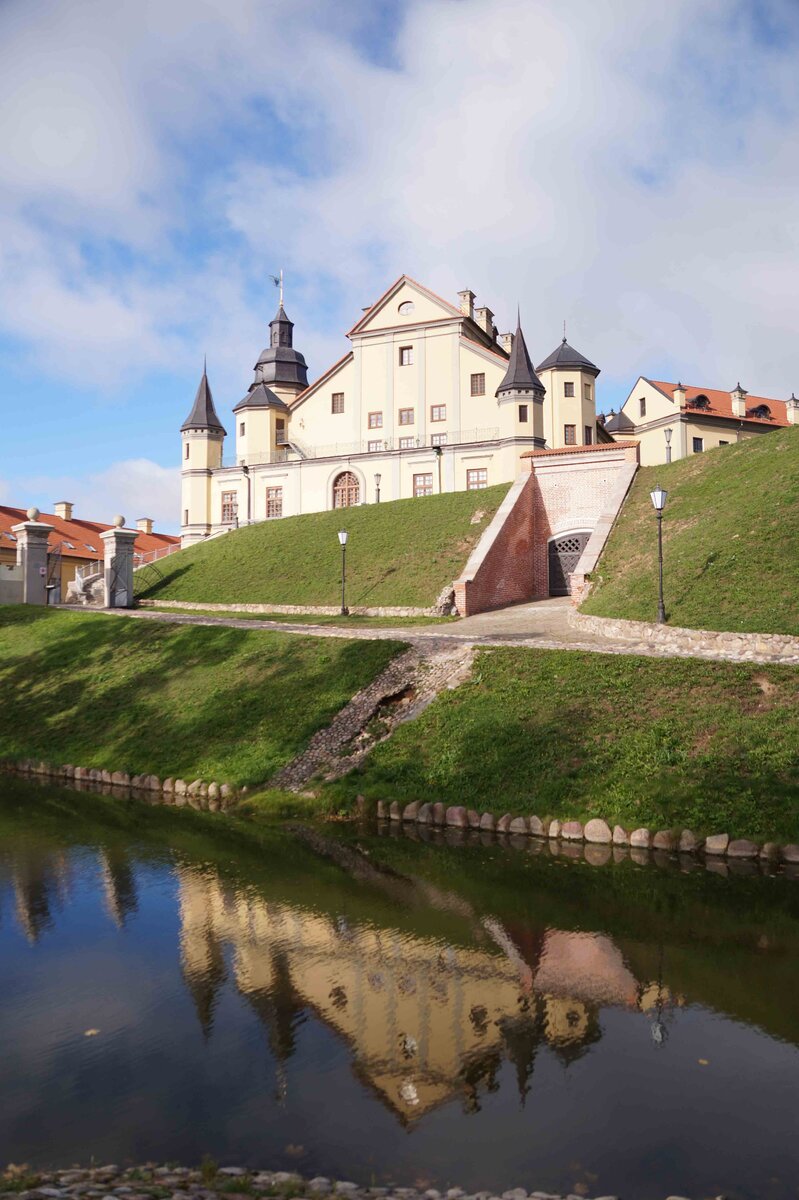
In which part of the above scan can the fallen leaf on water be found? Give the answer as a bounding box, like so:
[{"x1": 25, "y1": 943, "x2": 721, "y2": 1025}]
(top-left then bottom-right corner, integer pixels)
[
  {"x1": 84, "y1": 1029, "x2": 100, "y2": 1037},
  {"x1": 698, "y1": 1058, "x2": 709, "y2": 1065}
]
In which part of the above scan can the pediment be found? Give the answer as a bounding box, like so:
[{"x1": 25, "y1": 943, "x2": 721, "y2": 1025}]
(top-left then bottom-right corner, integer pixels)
[{"x1": 349, "y1": 275, "x2": 461, "y2": 336}]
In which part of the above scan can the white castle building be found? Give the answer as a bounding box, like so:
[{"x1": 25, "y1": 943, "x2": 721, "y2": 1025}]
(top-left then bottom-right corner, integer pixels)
[{"x1": 180, "y1": 274, "x2": 608, "y2": 544}]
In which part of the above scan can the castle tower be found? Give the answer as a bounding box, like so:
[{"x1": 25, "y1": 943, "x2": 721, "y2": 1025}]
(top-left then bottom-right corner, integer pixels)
[
  {"x1": 181, "y1": 366, "x2": 226, "y2": 545},
  {"x1": 536, "y1": 336, "x2": 600, "y2": 448},
  {"x1": 495, "y1": 314, "x2": 546, "y2": 445},
  {"x1": 233, "y1": 303, "x2": 309, "y2": 464}
]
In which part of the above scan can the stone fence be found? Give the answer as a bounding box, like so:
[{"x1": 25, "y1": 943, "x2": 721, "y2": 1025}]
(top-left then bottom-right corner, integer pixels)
[
  {"x1": 137, "y1": 598, "x2": 446, "y2": 618},
  {"x1": 570, "y1": 609, "x2": 799, "y2": 665}
]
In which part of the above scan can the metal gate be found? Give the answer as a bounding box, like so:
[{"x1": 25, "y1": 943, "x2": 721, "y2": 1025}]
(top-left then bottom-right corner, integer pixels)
[{"x1": 548, "y1": 531, "x2": 590, "y2": 597}]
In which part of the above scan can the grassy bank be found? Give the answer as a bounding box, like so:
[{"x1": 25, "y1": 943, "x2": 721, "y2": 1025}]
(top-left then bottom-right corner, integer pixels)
[
  {"x1": 0, "y1": 608, "x2": 404, "y2": 786},
  {"x1": 582, "y1": 426, "x2": 799, "y2": 635},
  {"x1": 135, "y1": 484, "x2": 509, "y2": 608},
  {"x1": 324, "y1": 646, "x2": 799, "y2": 841}
]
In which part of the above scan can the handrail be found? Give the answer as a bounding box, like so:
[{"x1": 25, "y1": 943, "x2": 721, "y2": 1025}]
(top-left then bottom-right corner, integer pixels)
[{"x1": 223, "y1": 428, "x2": 501, "y2": 468}]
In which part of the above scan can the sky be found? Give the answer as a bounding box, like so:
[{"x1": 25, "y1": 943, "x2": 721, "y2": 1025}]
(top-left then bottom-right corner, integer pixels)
[{"x1": 1, "y1": 0, "x2": 798, "y2": 532}]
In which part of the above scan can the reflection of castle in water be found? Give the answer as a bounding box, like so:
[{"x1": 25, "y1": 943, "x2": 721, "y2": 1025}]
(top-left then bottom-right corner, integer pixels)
[
  {"x1": 176, "y1": 867, "x2": 672, "y2": 1121},
  {"x1": 1, "y1": 846, "x2": 138, "y2": 942}
]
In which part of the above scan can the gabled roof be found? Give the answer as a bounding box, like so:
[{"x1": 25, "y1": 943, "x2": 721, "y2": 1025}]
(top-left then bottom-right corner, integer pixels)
[
  {"x1": 646, "y1": 379, "x2": 789, "y2": 426},
  {"x1": 604, "y1": 409, "x2": 636, "y2": 433},
  {"x1": 0, "y1": 507, "x2": 179, "y2": 561},
  {"x1": 497, "y1": 318, "x2": 544, "y2": 395},
  {"x1": 290, "y1": 351, "x2": 354, "y2": 409},
  {"x1": 233, "y1": 382, "x2": 291, "y2": 414},
  {"x1": 537, "y1": 337, "x2": 600, "y2": 377},
  {"x1": 181, "y1": 369, "x2": 227, "y2": 434},
  {"x1": 348, "y1": 274, "x2": 462, "y2": 336}
]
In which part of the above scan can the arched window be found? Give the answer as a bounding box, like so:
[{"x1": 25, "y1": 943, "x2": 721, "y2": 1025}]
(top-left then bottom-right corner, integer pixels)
[
  {"x1": 748, "y1": 403, "x2": 771, "y2": 419},
  {"x1": 691, "y1": 394, "x2": 711, "y2": 409},
  {"x1": 333, "y1": 471, "x2": 360, "y2": 508}
]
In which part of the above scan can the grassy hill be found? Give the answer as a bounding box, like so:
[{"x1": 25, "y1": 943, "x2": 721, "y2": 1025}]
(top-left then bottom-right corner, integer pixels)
[
  {"x1": 136, "y1": 484, "x2": 509, "y2": 608},
  {"x1": 0, "y1": 608, "x2": 403, "y2": 786},
  {"x1": 582, "y1": 426, "x2": 799, "y2": 635}
]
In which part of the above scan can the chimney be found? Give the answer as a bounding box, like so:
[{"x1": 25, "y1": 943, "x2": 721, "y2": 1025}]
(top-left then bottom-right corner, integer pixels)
[
  {"x1": 458, "y1": 289, "x2": 475, "y2": 320},
  {"x1": 730, "y1": 382, "x2": 748, "y2": 418},
  {"x1": 672, "y1": 382, "x2": 686, "y2": 408},
  {"x1": 136, "y1": 517, "x2": 154, "y2": 535},
  {"x1": 54, "y1": 501, "x2": 73, "y2": 521},
  {"x1": 501, "y1": 331, "x2": 514, "y2": 354},
  {"x1": 474, "y1": 306, "x2": 494, "y2": 336},
  {"x1": 786, "y1": 392, "x2": 799, "y2": 426}
]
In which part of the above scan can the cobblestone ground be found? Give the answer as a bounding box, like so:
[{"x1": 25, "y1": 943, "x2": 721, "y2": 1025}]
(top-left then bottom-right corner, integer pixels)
[
  {"x1": 271, "y1": 643, "x2": 475, "y2": 790},
  {"x1": 0, "y1": 1161, "x2": 706, "y2": 1200}
]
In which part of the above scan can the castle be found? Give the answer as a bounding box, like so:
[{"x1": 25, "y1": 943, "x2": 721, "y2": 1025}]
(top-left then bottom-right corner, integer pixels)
[{"x1": 180, "y1": 275, "x2": 609, "y2": 544}]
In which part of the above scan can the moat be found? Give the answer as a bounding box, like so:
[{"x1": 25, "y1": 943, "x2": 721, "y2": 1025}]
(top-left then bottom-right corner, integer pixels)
[{"x1": 3, "y1": 779, "x2": 799, "y2": 1200}]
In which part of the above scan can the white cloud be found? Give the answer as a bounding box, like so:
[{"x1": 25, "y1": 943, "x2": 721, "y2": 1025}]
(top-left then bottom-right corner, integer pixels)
[
  {"x1": 0, "y1": 0, "x2": 798, "y2": 408},
  {"x1": 16, "y1": 460, "x2": 181, "y2": 533}
]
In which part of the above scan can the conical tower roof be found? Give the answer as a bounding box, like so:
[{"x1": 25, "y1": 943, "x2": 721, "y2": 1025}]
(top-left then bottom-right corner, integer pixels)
[
  {"x1": 181, "y1": 367, "x2": 227, "y2": 434},
  {"x1": 497, "y1": 317, "x2": 545, "y2": 396},
  {"x1": 536, "y1": 337, "x2": 600, "y2": 377}
]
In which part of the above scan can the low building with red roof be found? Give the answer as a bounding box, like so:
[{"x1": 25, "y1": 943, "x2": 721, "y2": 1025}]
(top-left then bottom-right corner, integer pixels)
[
  {"x1": 0, "y1": 502, "x2": 179, "y2": 599},
  {"x1": 606, "y1": 376, "x2": 798, "y2": 465}
]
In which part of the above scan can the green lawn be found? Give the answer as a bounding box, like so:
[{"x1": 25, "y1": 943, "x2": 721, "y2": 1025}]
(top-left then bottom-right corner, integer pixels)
[
  {"x1": 582, "y1": 426, "x2": 799, "y2": 634},
  {"x1": 0, "y1": 608, "x2": 404, "y2": 786},
  {"x1": 324, "y1": 646, "x2": 799, "y2": 842},
  {"x1": 135, "y1": 484, "x2": 509, "y2": 607}
]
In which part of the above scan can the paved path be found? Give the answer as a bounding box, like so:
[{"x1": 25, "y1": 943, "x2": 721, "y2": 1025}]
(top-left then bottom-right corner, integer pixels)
[{"x1": 56, "y1": 600, "x2": 798, "y2": 666}]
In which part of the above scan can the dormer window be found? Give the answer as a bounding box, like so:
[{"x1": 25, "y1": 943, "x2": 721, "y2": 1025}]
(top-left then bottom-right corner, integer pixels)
[
  {"x1": 690, "y1": 394, "x2": 711, "y2": 410},
  {"x1": 748, "y1": 403, "x2": 771, "y2": 419}
]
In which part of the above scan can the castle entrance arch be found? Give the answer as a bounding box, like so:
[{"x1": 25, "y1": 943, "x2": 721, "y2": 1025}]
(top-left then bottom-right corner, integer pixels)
[{"x1": 548, "y1": 531, "x2": 590, "y2": 597}]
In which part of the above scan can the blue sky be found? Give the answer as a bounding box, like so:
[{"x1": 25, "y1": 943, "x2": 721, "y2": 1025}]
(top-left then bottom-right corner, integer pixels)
[{"x1": 1, "y1": 0, "x2": 798, "y2": 531}]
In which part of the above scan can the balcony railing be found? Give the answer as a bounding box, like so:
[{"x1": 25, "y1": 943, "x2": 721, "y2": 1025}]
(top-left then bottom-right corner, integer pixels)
[{"x1": 222, "y1": 428, "x2": 501, "y2": 469}]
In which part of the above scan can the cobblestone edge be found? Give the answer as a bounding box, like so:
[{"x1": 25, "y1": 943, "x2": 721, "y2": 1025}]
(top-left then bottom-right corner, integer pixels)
[{"x1": 570, "y1": 609, "x2": 799, "y2": 664}]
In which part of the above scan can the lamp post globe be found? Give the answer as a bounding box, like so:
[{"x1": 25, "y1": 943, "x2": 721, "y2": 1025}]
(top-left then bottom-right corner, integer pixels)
[{"x1": 649, "y1": 486, "x2": 668, "y2": 623}]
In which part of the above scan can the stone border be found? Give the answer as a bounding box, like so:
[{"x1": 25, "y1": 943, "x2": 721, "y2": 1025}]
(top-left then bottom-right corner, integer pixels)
[
  {"x1": 376, "y1": 801, "x2": 799, "y2": 868},
  {"x1": 570, "y1": 609, "x2": 799, "y2": 664},
  {"x1": 1, "y1": 758, "x2": 241, "y2": 811},
  {"x1": 137, "y1": 598, "x2": 441, "y2": 617}
]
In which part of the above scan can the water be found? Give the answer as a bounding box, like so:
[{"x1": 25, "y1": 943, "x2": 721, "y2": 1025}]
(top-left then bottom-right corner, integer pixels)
[{"x1": 2, "y1": 780, "x2": 799, "y2": 1200}]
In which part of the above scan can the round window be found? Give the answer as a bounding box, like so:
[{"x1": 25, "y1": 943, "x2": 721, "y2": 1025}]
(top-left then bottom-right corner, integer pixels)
[{"x1": 398, "y1": 301, "x2": 415, "y2": 315}]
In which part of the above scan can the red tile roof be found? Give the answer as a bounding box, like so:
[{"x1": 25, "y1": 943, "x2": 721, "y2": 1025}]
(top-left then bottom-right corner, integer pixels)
[
  {"x1": 648, "y1": 380, "x2": 789, "y2": 426},
  {"x1": 521, "y1": 441, "x2": 639, "y2": 458},
  {"x1": 0, "y1": 507, "x2": 179, "y2": 561}
]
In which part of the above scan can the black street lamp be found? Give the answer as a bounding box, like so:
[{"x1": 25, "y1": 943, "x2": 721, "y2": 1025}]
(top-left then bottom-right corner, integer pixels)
[
  {"x1": 664, "y1": 427, "x2": 673, "y2": 464},
  {"x1": 374, "y1": 473, "x2": 381, "y2": 503},
  {"x1": 337, "y1": 529, "x2": 349, "y2": 615},
  {"x1": 434, "y1": 444, "x2": 443, "y2": 493},
  {"x1": 650, "y1": 485, "x2": 668, "y2": 624}
]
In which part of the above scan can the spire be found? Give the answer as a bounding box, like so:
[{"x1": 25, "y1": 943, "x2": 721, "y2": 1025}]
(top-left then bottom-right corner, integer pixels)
[
  {"x1": 497, "y1": 314, "x2": 545, "y2": 396},
  {"x1": 249, "y1": 300, "x2": 309, "y2": 394},
  {"x1": 181, "y1": 365, "x2": 227, "y2": 434}
]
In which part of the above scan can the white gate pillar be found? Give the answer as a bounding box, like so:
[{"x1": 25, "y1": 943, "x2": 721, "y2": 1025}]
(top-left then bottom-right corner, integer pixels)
[
  {"x1": 101, "y1": 517, "x2": 139, "y2": 608},
  {"x1": 12, "y1": 508, "x2": 55, "y2": 605}
]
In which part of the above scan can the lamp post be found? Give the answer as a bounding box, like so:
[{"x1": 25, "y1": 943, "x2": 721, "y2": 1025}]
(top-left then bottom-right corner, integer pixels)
[
  {"x1": 434, "y1": 444, "x2": 443, "y2": 493},
  {"x1": 664, "y1": 427, "x2": 672, "y2": 464},
  {"x1": 374, "y1": 473, "x2": 381, "y2": 503},
  {"x1": 337, "y1": 529, "x2": 349, "y2": 615},
  {"x1": 650, "y1": 485, "x2": 668, "y2": 624}
]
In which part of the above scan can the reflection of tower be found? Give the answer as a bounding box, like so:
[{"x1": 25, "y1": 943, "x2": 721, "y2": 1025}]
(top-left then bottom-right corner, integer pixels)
[
  {"x1": 99, "y1": 849, "x2": 138, "y2": 928},
  {"x1": 242, "y1": 949, "x2": 306, "y2": 1106},
  {"x1": 11, "y1": 850, "x2": 71, "y2": 943},
  {"x1": 177, "y1": 870, "x2": 228, "y2": 1038}
]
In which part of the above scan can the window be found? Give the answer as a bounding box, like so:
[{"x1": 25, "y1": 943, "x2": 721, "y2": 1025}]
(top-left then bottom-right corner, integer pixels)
[
  {"x1": 693, "y1": 437, "x2": 704, "y2": 453},
  {"x1": 221, "y1": 491, "x2": 237, "y2": 523},
  {"x1": 333, "y1": 471, "x2": 360, "y2": 508},
  {"x1": 331, "y1": 392, "x2": 344, "y2": 414},
  {"x1": 275, "y1": 418, "x2": 287, "y2": 445},
  {"x1": 584, "y1": 382, "x2": 592, "y2": 401},
  {"x1": 239, "y1": 421, "x2": 245, "y2": 437},
  {"x1": 183, "y1": 509, "x2": 189, "y2": 526},
  {"x1": 431, "y1": 404, "x2": 446, "y2": 422},
  {"x1": 399, "y1": 408, "x2": 414, "y2": 425},
  {"x1": 584, "y1": 425, "x2": 593, "y2": 445},
  {"x1": 431, "y1": 432, "x2": 447, "y2": 446},
  {"x1": 367, "y1": 440, "x2": 382, "y2": 452},
  {"x1": 639, "y1": 396, "x2": 646, "y2": 418},
  {"x1": 399, "y1": 346, "x2": 413, "y2": 366},
  {"x1": 719, "y1": 440, "x2": 729, "y2": 446},
  {"x1": 467, "y1": 468, "x2": 488, "y2": 490},
  {"x1": 564, "y1": 382, "x2": 575, "y2": 397},
  {"x1": 413, "y1": 473, "x2": 434, "y2": 497},
  {"x1": 470, "y1": 373, "x2": 485, "y2": 396},
  {"x1": 564, "y1": 424, "x2": 576, "y2": 445},
  {"x1": 185, "y1": 442, "x2": 190, "y2": 460},
  {"x1": 399, "y1": 436, "x2": 415, "y2": 449},
  {"x1": 265, "y1": 487, "x2": 283, "y2": 519},
  {"x1": 691, "y1": 394, "x2": 711, "y2": 410},
  {"x1": 748, "y1": 403, "x2": 772, "y2": 419},
  {"x1": 368, "y1": 411, "x2": 383, "y2": 429},
  {"x1": 518, "y1": 404, "x2": 528, "y2": 423},
  {"x1": 398, "y1": 301, "x2": 415, "y2": 315}
]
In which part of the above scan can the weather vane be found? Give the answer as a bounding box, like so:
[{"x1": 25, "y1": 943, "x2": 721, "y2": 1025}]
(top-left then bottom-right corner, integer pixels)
[{"x1": 268, "y1": 269, "x2": 284, "y2": 307}]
